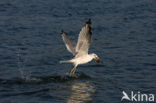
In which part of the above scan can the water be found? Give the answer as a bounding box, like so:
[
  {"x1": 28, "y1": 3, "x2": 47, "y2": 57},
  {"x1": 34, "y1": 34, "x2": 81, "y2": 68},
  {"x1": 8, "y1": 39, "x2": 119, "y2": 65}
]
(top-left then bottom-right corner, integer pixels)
[{"x1": 0, "y1": 0, "x2": 156, "y2": 103}]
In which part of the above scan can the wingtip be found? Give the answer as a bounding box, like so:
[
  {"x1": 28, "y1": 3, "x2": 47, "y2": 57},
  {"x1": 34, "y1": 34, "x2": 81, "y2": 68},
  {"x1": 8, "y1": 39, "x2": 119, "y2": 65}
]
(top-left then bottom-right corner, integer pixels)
[
  {"x1": 86, "y1": 18, "x2": 91, "y2": 24},
  {"x1": 61, "y1": 30, "x2": 64, "y2": 34}
]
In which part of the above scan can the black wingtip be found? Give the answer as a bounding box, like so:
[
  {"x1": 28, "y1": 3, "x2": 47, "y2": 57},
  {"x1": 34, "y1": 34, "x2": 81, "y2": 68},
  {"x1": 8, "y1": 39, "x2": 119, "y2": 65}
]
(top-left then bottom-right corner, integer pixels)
[
  {"x1": 86, "y1": 18, "x2": 91, "y2": 24},
  {"x1": 61, "y1": 30, "x2": 64, "y2": 34}
]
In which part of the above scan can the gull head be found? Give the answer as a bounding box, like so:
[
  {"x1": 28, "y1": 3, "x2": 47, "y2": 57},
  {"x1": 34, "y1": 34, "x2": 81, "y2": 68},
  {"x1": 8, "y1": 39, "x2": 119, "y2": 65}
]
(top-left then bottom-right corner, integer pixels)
[{"x1": 91, "y1": 53, "x2": 100, "y2": 63}]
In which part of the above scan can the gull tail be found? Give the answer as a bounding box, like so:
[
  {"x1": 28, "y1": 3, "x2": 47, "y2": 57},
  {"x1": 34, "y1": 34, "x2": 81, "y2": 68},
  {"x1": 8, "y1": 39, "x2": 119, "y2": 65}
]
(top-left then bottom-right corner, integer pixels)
[{"x1": 59, "y1": 60, "x2": 72, "y2": 64}]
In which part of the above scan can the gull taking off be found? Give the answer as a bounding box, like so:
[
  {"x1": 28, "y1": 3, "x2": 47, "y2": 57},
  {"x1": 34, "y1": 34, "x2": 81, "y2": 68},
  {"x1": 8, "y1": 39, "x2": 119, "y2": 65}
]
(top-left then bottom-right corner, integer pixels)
[{"x1": 60, "y1": 19, "x2": 100, "y2": 75}]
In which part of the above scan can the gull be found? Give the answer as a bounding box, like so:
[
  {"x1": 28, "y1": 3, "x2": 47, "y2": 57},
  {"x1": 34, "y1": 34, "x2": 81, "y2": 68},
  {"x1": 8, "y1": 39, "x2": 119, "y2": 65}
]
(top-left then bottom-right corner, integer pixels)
[{"x1": 60, "y1": 19, "x2": 100, "y2": 75}]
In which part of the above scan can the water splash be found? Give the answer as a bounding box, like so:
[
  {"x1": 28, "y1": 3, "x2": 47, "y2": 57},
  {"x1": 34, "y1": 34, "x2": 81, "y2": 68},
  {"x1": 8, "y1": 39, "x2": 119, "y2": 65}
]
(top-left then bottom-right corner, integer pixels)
[{"x1": 16, "y1": 48, "x2": 31, "y2": 82}]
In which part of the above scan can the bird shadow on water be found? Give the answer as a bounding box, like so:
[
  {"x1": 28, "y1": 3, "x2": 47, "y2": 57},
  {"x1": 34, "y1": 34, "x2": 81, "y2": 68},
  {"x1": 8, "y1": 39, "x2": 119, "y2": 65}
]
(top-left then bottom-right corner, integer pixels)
[
  {"x1": 0, "y1": 72, "x2": 91, "y2": 85},
  {"x1": 0, "y1": 72, "x2": 95, "y2": 103},
  {"x1": 66, "y1": 80, "x2": 95, "y2": 103}
]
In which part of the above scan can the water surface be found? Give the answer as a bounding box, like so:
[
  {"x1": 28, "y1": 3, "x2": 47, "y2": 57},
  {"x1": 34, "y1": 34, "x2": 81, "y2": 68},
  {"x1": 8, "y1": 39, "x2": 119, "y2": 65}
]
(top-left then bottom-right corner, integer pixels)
[{"x1": 0, "y1": 0, "x2": 156, "y2": 103}]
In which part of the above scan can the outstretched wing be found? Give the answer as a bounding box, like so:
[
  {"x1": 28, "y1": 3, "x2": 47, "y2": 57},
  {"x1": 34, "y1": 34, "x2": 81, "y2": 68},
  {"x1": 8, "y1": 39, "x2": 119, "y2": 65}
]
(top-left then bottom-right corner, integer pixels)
[
  {"x1": 75, "y1": 19, "x2": 92, "y2": 58},
  {"x1": 61, "y1": 30, "x2": 76, "y2": 56}
]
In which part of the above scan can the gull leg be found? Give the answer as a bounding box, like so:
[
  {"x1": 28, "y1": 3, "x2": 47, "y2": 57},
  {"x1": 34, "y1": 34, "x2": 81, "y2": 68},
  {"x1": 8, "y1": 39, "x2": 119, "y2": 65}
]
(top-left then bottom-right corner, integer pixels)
[
  {"x1": 69, "y1": 66, "x2": 77, "y2": 76},
  {"x1": 72, "y1": 66, "x2": 77, "y2": 74}
]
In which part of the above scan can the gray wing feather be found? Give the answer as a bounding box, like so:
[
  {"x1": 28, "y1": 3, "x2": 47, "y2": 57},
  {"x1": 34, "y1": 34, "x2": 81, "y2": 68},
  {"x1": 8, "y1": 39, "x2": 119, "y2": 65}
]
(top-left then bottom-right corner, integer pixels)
[
  {"x1": 61, "y1": 30, "x2": 76, "y2": 55},
  {"x1": 75, "y1": 19, "x2": 92, "y2": 58}
]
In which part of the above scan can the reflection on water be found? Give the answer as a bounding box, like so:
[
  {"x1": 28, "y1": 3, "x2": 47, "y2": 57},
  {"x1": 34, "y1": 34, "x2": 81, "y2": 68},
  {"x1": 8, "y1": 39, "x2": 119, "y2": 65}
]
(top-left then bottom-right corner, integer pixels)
[{"x1": 67, "y1": 81, "x2": 95, "y2": 103}]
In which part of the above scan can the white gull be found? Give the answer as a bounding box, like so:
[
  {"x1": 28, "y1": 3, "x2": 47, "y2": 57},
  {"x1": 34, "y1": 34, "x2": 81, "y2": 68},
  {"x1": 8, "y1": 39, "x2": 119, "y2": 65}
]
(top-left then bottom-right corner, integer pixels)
[{"x1": 60, "y1": 19, "x2": 100, "y2": 75}]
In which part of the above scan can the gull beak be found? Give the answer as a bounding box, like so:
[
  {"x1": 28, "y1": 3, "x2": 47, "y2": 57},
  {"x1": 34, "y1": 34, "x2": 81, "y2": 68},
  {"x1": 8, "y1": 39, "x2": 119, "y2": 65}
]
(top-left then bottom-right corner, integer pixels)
[{"x1": 95, "y1": 57, "x2": 100, "y2": 63}]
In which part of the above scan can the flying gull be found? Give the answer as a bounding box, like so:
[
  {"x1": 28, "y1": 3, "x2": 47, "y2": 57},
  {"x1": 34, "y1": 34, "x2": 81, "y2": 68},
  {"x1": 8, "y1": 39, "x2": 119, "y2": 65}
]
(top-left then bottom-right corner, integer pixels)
[{"x1": 60, "y1": 19, "x2": 100, "y2": 75}]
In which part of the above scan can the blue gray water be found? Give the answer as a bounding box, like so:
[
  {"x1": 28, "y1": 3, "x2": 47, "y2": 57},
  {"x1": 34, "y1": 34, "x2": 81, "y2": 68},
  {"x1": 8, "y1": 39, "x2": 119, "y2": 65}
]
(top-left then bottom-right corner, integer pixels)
[{"x1": 0, "y1": 0, "x2": 156, "y2": 103}]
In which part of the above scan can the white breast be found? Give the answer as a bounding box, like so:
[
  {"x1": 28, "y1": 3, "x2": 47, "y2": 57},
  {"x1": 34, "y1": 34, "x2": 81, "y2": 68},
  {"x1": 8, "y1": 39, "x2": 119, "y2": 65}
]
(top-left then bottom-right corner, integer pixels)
[{"x1": 71, "y1": 55, "x2": 93, "y2": 65}]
